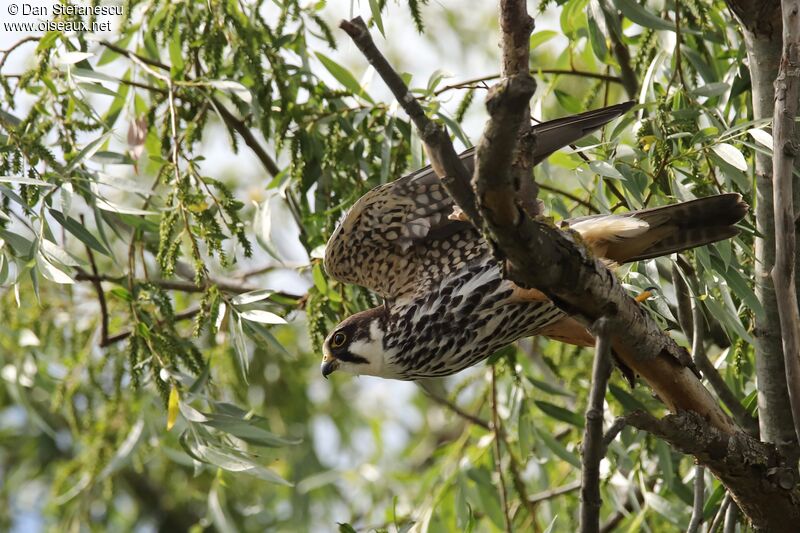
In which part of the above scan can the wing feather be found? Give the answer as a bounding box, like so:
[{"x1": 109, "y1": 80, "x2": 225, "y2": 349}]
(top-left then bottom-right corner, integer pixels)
[{"x1": 324, "y1": 102, "x2": 635, "y2": 299}]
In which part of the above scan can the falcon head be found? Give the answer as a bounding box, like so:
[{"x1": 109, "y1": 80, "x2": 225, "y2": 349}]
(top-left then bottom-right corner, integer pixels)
[{"x1": 321, "y1": 306, "x2": 394, "y2": 378}]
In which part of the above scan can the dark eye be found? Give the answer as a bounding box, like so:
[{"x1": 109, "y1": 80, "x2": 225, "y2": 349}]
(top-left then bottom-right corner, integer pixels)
[{"x1": 331, "y1": 332, "x2": 347, "y2": 348}]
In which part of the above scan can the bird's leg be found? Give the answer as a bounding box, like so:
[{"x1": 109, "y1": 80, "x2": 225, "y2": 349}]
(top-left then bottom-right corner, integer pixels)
[{"x1": 634, "y1": 286, "x2": 658, "y2": 303}]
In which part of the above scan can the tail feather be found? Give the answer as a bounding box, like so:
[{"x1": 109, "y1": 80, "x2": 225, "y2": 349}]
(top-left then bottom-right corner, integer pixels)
[{"x1": 565, "y1": 193, "x2": 748, "y2": 263}]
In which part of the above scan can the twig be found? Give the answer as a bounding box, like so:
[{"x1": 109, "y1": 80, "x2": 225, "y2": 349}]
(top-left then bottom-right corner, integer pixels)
[
  {"x1": 73, "y1": 270, "x2": 301, "y2": 298},
  {"x1": 580, "y1": 317, "x2": 613, "y2": 533},
  {"x1": 338, "y1": 17, "x2": 480, "y2": 224},
  {"x1": 83, "y1": 235, "x2": 110, "y2": 346},
  {"x1": 723, "y1": 500, "x2": 738, "y2": 533},
  {"x1": 539, "y1": 183, "x2": 600, "y2": 214},
  {"x1": 601, "y1": 417, "x2": 626, "y2": 453},
  {"x1": 101, "y1": 306, "x2": 201, "y2": 347},
  {"x1": 600, "y1": 6, "x2": 638, "y2": 99},
  {"x1": 528, "y1": 480, "x2": 582, "y2": 504},
  {"x1": 425, "y1": 391, "x2": 491, "y2": 430},
  {"x1": 208, "y1": 96, "x2": 281, "y2": 177},
  {"x1": 771, "y1": 0, "x2": 800, "y2": 447},
  {"x1": 434, "y1": 69, "x2": 623, "y2": 96},
  {"x1": 491, "y1": 366, "x2": 513, "y2": 533},
  {"x1": 707, "y1": 493, "x2": 732, "y2": 533},
  {"x1": 678, "y1": 265, "x2": 759, "y2": 435},
  {"x1": 686, "y1": 465, "x2": 705, "y2": 533},
  {"x1": 0, "y1": 36, "x2": 40, "y2": 73},
  {"x1": 98, "y1": 40, "x2": 281, "y2": 178}
]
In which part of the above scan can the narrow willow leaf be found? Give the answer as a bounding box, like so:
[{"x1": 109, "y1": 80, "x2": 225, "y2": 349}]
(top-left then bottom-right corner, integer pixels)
[
  {"x1": 530, "y1": 30, "x2": 558, "y2": 49},
  {"x1": 232, "y1": 289, "x2": 273, "y2": 306},
  {"x1": 711, "y1": 143, "x2": 748, "y2": 171},
  {"x1": 534, "y1": 426, "x2": 581, "y2": 468},
  {"x1": 315, "y1": 52, "x2": 374, "y2": 103},
  {"x1": 95, "y1": 198, "x2": 157, "y2": 215},
  {"x1": 35, "y1": 252, "x2": 74, "y2": 284},
  {"x1": 208, "y1": 486, "x2": 237, "y2": 533},
  {"x1": 209, "y1": 80, "x2": 252, "y2": 104},
  {"x1": 612, "y1": 0, "x2": 675, "y2": 31},
  {"x1": 78, "y1": 82, "x2": 118, "y2": 97},
  {"x1": 535, "y1": 400, "x2": 585, "y2": 428},
  {"x1": 589, "y1": 160, "x2": 625, "y2": 180},
  {"x1": 99, "y1": 418, "x2": 145, "y2": 479},
  {"x1": 748, "y1": 128, "x2": 774, "y2": 149},
  {"x1": 58, "y1": 51, "x2": 93, "y2": 65},
  {"x1": 368, "y1": 0, "x2": 385, "y2": 36},
  {"x1": 230, "y1": 314, "x2": 249, "y2": 381},
  {"x1": 167, "y1": 385, "x2": 180, "y2": 430},
  {"x1": 238, "y1": 309, "x2": 286, "y2": 325},
  {"x1": 65, "y1": 131, "x2": 112, "y2": 172},
  {"x1": 0, "y1": 176, "x2": 54, "y2": 187},
  {"x1": 49, "y1": 209, "x2": 111, "y2": 256}
]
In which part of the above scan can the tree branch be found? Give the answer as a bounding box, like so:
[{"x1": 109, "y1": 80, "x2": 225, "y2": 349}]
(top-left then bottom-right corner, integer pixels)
[
  {"x1": 98, "y1": 40, "x2": 281, "y2": 178},
  {"x1": 339, "y1": 17, "x2": 480, "y2": 225},
  {"x1": 580, "y1": 318, "x2": 613, "y2": 533},
  {"x1": 425, "y1": 390, "x2": 491, "y2": 430},
  {"x1": 626, "y1": 410, "x2": 800, "y2": 531},
  {"x1": 433, "y1": 69, "x2": 623, "y2": 96},
  {"x1": 528, "y1": 480, "x2": 582, "y2": 504},
  {"x1": 771, "y1": 0, "x2": 800, "y2": 447},
  {"x1": 686, "y1": 465, "x2": 705, "y2": 533}
]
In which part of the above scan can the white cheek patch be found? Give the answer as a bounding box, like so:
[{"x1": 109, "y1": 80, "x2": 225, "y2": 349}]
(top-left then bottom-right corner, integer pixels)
[{"x1": 343, "y1": 321, "x2": 399, "y2": 378}]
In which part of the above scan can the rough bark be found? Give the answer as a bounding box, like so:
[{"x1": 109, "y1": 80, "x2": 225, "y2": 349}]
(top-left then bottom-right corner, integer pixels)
[
  {"x1": 725, "y1": 0, "x2": 800, "y2": 456},
  {"x1": 772, "y1": 0, "x2": 800, "y2": 447},
  {"x1": 627, "y1": 411, "x2": 800, "y2": 532}
]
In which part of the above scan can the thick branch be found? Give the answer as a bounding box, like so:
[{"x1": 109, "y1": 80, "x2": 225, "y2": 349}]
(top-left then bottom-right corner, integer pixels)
[
  {"x1": 771, "y1": 0, "x2": 800, "y2": 446},
  {"x1": 626, "y1": 410, "x2": 800, "y2": 531},
  {"x1": 580, "y1": 318, "x2": 613, "y2": 533}
]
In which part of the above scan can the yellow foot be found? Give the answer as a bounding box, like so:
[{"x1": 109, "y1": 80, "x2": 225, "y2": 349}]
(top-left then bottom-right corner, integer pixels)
[{"x1": 634, "y1": 286, "x2": 658, "y2": 303}]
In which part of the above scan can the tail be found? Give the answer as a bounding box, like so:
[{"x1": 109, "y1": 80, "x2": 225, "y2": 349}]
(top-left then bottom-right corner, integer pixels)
[{"x1": 565, "y1": 193, "x2": 749, "y2": 264}]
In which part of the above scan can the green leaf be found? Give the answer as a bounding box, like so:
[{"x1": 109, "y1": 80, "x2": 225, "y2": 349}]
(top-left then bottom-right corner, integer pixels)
[
  {"x1": 612, "y1": 0, "x2": 675, "y2": 31},
  {"x1": 609, "y1": 383, "x2": 649, "y2": 412},
  {"x1": 232, "y1": 289, "x2": 274, "y2": 306},
  {"x1": 0, "y1": 176, "x2": 54, "y2": 187},
  {"x1": 315, "y1": 53, "x2": 374, "y2": 103},
  {"x1": 78, "y1": 82, "x2": 119, "y2": 98},
  {"x1": 238, "y1": 309, "x2": 287, "y2": 325},
  {"x1": 535, "y1": 400, "x2": 585, "y2": 428},
  {"x1": 369, "y1": 0, "x2": 385, "y2": 36},
  {"x1": 230, "y1": 314, "x2": 249, "y2": 382},
  {"x1": 49, "y1": 209, "x2": 111, "y2": 256},
  {"x1": 530, "y1": 30, "x2": 558, "y2": 50},
  {"x1": 534, "y1": 426, "x2": 581, "y2": 468},
  {"x1": 711, "y1": 143, "x2": 748, "y2": 171}
]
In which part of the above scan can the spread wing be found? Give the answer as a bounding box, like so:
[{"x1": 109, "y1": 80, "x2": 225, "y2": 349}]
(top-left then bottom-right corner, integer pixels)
[{"x1": 323, "y1": 102, "x2": 634, "y2": 300}]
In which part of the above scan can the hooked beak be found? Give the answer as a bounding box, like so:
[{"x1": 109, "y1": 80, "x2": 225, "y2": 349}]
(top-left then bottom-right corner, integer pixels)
[{"x1": 321, "y1": 358, "x2": 339, "y2": 379}]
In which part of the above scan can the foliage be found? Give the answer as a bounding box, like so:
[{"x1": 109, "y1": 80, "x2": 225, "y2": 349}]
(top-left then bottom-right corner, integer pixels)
[{"x1": 0, "y1": 0, "x2": 762, "y2": 531}]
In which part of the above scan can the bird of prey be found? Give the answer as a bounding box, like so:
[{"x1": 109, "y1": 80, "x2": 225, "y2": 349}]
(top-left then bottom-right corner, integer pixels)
[{"x1": 320, "y1": 101, "x2": 747, "y2": 380}]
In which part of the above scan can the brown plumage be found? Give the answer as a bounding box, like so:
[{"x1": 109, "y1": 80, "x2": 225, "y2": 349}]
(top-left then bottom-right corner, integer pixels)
[{"x1": 319, "y1": 102, "x2": 748, "y2": 380}]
